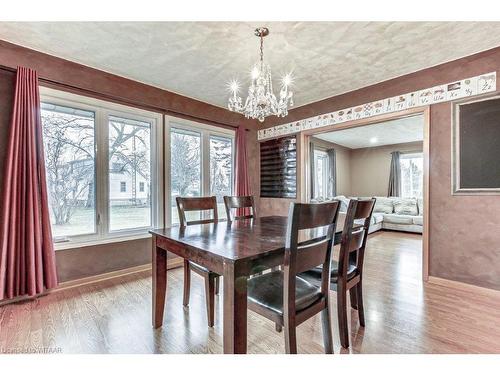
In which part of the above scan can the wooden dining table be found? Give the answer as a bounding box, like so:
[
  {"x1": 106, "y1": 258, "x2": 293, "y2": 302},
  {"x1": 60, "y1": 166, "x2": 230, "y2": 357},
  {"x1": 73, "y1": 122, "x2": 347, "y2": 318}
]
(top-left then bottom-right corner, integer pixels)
[{"x1": 150, "y1": 214, "x2": 346, "y2": 354}]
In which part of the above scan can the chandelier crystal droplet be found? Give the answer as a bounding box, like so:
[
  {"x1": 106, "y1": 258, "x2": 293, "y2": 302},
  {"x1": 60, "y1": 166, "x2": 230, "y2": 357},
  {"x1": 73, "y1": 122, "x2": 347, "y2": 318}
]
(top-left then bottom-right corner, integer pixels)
[{"x1": 227, "y1": 27, "x2": 294, "y2": 123}]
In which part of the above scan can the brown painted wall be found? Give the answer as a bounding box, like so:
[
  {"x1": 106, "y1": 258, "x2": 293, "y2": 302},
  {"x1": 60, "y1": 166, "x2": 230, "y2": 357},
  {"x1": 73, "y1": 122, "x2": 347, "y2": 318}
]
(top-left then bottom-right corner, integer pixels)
[
  {"x1": 0, "y1": 41, "x2": 256, "y2": 283},
  {"x1": 55, "y1": 239, "x2": 152, "y2": 282},
  {"x1": 257, "y1": 46, "x2": 500, "y2": 290},
  {"x1": 0, "y1": 40, "x2": 257, "y2": 130},
  {"x1": 429, "y1": 103, "x2": 500, "y2": 289}
]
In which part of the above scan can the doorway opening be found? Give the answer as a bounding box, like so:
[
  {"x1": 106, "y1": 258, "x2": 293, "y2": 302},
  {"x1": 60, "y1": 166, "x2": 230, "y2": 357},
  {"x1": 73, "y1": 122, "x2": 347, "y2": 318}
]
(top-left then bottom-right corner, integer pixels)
[{"x1": 303, "y1": 108, "x2": 429, "y2": 281}]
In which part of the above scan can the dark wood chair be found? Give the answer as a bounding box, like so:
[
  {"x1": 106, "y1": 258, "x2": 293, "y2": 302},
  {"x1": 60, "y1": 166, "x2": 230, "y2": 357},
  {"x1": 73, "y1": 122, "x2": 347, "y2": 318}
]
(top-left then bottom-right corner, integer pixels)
[
  {"x1": 247, "y1": 201, "x2": 341, "y2": 354},
  {"x1": 301, "y1": 198, "x2": 376, "y2": 349},
  {"x1": 176, "y1": 196, "x2": 221, "y2": 327},
  {"x1": 223, "y1": 195, "x2": 256, "y2": 222}
]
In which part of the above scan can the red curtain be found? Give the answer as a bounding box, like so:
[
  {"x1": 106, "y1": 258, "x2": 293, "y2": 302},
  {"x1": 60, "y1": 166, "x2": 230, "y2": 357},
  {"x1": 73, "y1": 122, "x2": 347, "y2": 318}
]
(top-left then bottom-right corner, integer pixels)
[
  {"x1": 234, "y1": 126, "x2": 251, "y2": 215},
  {"x1": 0, "y1": 67, "x2": 58, "y2": 301}
]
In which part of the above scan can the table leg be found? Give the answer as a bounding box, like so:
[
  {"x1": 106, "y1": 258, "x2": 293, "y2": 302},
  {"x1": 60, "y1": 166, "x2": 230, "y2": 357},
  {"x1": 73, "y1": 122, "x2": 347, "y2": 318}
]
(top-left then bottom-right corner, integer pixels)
[
  {"x1": 152, "y1": 237, "x2": 167, "y2": 328},
  {"x1": 223, "y1": 261, "x2": 248, "y2": 354}
]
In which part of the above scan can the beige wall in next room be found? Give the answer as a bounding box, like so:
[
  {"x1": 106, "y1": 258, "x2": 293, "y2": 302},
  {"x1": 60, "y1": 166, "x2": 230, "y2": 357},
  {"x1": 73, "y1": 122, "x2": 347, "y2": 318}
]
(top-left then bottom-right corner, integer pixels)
[
  {"x1": 349, "y1": 141, "x2": 423, "y2": 197},
  {"x1": 310, "y1": 137, "x2": 352, "y2": 196}
]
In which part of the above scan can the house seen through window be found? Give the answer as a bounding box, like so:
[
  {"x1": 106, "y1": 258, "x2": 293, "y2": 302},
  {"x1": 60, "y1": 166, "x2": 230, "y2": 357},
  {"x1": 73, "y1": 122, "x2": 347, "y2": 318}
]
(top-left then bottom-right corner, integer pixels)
[{"x1": 40, "y1": 92, "x2": 159, "y2": 243}]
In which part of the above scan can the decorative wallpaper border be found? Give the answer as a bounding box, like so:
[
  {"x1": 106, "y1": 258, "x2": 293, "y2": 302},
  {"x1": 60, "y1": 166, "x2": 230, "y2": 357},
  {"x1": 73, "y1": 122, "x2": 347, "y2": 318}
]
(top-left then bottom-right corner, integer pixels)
[{"x1": 257, "y1": 72, "x2": 497, "y2": 140}]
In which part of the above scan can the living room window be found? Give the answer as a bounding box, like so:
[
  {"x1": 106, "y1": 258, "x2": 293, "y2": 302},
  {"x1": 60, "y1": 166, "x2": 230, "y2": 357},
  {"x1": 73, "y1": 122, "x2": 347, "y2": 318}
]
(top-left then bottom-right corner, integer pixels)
[
  {"x1": 40, "y1": 88, "x2": 163, "y2": 246},
  {"x1": 400, "y1": 152, "x2": 423, "y2": 198},
  {"x1": 313, "y1": 149, "x2": 330, "y2": 199},
  {"x1": 168, "y1": 118, "x2": 234, "y2": 224}
]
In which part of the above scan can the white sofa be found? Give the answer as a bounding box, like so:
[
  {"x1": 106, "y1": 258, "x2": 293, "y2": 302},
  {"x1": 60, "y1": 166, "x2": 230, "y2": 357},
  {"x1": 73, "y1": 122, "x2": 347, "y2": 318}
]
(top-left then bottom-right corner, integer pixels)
[{"x1": 312, "y1": 196, "x2": 423, "y2": 234}]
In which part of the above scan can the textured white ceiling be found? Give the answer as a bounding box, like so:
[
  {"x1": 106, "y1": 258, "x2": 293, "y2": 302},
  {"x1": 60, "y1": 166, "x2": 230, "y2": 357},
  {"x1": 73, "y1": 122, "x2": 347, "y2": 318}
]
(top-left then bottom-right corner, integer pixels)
[
  {"x1": 1, "y1": 22, "x2": 500, "y2": 108},
  {"x1": 314, "y1": 115, "x2": 423, "y2": 149}
]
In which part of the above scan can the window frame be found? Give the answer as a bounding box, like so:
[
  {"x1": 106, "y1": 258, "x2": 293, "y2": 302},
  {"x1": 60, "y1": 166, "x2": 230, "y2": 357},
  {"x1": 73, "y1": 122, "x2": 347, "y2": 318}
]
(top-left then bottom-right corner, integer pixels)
[
  {"x1": 40, "y1": 87, "x2": 164, "y2": 249},
  {"x1": 400, "y1": 152, "x2": 424, "y2": 199},
  {"x1": 165, "y1": 115, "x2": 235, "y2": 226}
]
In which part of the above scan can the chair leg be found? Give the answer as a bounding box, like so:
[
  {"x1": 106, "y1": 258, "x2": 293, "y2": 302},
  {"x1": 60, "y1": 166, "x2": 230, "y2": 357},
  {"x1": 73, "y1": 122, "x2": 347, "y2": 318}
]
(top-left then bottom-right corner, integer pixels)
[
  {"x1": 349, "y1": 286, "x2": 358, "y2": 310},
  {"x1": 284, "y1": 323, "x2": 297, "y2": 354},
  {"x1": 337, "y1": 286, "x2": 349, "y2": 349},
  {"x1": 275, "y1": 323, "x2": 282, "y2": 333},
  {"x1": 215, "y1": 276, "x2": 220, "y2": 295},
  {"x1": 183, "y1": 259, "x2": 191, "y2": 307},
  {"x1": 321, "y1": 305, "x2": 334, "y2": 354},
  {"x1": 204, "y1": 274, "x2": 216, "y2": 327},
  {"x1": 356, "y1": 281, "x2": 365, "y2": 327}
]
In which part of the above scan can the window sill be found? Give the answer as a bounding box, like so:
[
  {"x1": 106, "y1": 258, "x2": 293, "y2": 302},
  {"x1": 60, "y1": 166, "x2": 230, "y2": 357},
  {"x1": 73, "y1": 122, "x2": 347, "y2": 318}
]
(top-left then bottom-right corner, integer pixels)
[{"x1": 54, "y1": 233, "x2": 152, "y2": 251}]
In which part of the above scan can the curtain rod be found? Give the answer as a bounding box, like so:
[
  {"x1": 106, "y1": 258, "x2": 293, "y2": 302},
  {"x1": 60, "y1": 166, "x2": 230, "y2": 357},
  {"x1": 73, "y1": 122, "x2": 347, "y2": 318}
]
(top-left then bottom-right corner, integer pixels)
[{"x1": 0, "y1": 65, "x2": 251, "y2": 131}]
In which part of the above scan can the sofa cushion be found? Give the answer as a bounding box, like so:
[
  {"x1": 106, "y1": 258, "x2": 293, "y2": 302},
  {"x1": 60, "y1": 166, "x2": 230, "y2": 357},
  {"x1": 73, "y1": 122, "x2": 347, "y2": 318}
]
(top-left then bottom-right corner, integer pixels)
[
  {"x1": 334, "y1": 195, "x2": 350, "y2": 212},
  {"x1": 417, "y1": 198, "x2": 424, "y2": 215},
  {"x1": 412, "y1": 216, "x2": 423, "y2": 226},
  {"x1": 393, "y1": 198, "x2": 418, "y2": 215},
  {"x1": 373, "y1": 197, "x2": 394, "y2": 214},
  {"x1": 382, "y1": 214, "x2": 415, "y2": 225},
  {"x1": 372, "y1": 213, "x2": 384, "y2": 224}
]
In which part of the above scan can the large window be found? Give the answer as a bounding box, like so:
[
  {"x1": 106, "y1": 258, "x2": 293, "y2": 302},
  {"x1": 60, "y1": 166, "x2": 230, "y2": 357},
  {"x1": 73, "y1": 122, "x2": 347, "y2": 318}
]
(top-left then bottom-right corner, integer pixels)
[
  {"x1": 41, "y1": 103, "x2": 96, "y2": 238},
  {"x1": 169, "y1": 120, "x2": 234, "y2": 223},
  {"x1": 41, "y1": 89, "x2": 162, "y2": 245},
  {"x1": 401, "y1": 153, "x2": 423, "y2": 198}
]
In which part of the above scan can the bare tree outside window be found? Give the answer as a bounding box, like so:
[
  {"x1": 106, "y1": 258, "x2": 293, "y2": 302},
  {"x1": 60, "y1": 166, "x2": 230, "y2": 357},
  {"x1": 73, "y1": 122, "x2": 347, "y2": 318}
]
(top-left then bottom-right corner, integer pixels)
[
  {"x1": 210, "y1": 136, "x2": 233, "y2": 218},
  {"x1": 41, "y1": 103, "x2": 96, "y2": 238},
  {"x1": 170, "y1": 128, "x2": 201, "y2": 223},
  {"x1": 42, "y1": 104, "x2": 155, "y2": 238}
]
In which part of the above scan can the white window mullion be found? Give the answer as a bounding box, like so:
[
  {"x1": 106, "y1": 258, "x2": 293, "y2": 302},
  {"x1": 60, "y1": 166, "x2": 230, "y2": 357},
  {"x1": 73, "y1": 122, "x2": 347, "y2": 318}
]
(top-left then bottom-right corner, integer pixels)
[
  {"x1": 164, "y1": 116, "x2": 172, "y2": 227},
  {"x1": 153, "y1": 115, "x2": 164, "y2": 230},
  {"x1": 201, "y1": 129, "x2": 211, "y2": 219},
  {"x1": 96, "y1": 109, "x2": 110, "y2": 239}
]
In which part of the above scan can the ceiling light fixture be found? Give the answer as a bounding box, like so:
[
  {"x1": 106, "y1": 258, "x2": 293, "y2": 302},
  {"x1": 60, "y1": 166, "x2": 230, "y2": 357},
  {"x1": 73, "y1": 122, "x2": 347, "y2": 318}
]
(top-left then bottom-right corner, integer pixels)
[
  {"x1": 227, "y1": 27, "x2": 294, "y2": 123},
  {"x1": 370, "y1": 137, "x2": 378, "y2": 144}
]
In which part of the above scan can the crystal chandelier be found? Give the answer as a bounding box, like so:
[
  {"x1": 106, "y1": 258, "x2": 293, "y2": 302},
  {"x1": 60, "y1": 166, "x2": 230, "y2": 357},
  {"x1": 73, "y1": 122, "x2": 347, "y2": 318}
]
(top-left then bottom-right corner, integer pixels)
[{"x1": 227, "y1": 27, "x2": 294, "y2": 123}]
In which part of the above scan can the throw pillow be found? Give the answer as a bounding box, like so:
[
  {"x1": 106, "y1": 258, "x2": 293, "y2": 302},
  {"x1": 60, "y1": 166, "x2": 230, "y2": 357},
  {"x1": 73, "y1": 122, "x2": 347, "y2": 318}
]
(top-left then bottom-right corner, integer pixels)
[
  {"x1": 373, "y1": 197, "x2": 394, "y2": 214},
  {"x1": 393, "y1": 198, "x2": 418, "y2": 216}
]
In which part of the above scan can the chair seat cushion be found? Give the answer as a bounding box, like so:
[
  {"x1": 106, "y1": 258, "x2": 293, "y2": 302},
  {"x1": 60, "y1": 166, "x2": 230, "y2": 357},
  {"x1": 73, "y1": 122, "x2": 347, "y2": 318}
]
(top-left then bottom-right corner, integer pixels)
[
  {"x1": 300, "y1": 260, "x2": 357, "y2": 285},
  {"x1": 247, "y1": 271, "x2": 323, "y2": 315}
]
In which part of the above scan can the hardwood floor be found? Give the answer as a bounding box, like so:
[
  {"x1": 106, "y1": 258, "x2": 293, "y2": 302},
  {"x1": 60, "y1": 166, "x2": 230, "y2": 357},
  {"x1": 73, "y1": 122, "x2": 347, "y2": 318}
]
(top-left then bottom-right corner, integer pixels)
[{"x1": 1, "y1": 231, "x2": 500, "y2": 354}]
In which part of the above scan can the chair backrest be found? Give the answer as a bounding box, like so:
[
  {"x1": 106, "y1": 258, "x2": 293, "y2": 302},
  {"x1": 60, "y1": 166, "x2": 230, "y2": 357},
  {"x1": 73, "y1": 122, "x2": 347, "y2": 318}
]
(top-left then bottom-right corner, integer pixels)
[
  {"x1": 284, "y1": 201, "x2": 341, "y2": 308},
  {"x1": 338, "y1": 198, "x2": 376, "y2": 281},
  {"x1": 176, "y1": 196, "x2": 218, "y2": 227},
  {"x1": 223, "y1": 195, "x2": 256, "y2": 221}
]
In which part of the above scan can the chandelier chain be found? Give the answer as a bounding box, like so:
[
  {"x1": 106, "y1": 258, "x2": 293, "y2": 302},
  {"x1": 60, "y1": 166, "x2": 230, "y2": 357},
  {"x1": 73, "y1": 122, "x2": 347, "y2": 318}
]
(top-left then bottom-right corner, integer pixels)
[{"x1": 260, "y1": 34, "x2": 264, "y2": 63}]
